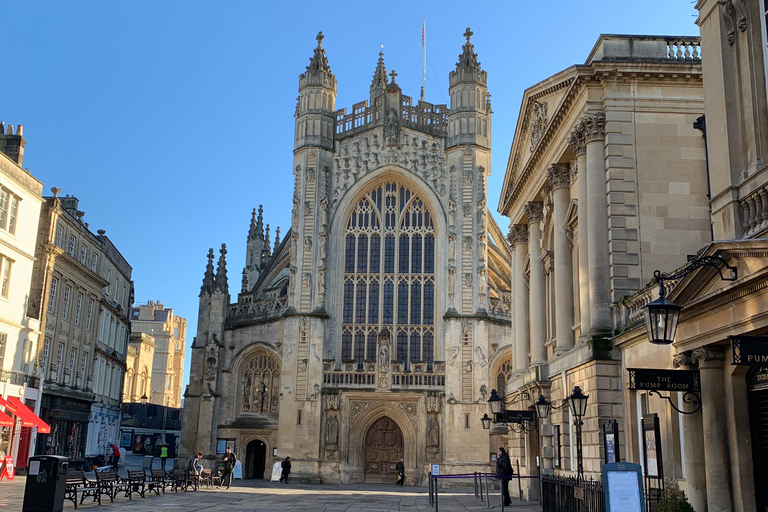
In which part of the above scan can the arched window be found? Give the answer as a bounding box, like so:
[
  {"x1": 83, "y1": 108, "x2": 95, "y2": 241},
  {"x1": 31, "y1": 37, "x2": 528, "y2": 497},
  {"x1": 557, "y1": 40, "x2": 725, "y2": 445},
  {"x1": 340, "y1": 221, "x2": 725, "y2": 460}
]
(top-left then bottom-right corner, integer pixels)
[
  {"x1": 496, "y1": 359, "x2": 513, "y2": 398},
  {"x1": 342, "y1": 182, "x2": 436, "y2": 371},
  {"x1": 242, "y1": 353, "x2": 280, "y2": 413},
  {"x1": 140, "y1": 368, "x2": 148, "y2": 398}
]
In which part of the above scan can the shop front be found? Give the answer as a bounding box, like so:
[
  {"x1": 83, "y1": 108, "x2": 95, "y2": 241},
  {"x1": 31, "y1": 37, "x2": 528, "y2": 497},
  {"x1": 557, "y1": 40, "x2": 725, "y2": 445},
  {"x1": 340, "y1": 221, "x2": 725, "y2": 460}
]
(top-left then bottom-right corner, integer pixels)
[{"x1": 37, "y1": 394, "x2": 91, "y2": 464}]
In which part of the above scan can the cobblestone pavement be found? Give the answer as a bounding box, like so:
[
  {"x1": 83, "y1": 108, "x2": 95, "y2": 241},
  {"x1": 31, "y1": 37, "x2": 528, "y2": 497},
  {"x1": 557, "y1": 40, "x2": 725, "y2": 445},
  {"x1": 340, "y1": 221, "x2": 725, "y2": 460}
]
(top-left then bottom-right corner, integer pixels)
[{"x1": 0, "y1": 475, "x2": 543, "y2": 512}]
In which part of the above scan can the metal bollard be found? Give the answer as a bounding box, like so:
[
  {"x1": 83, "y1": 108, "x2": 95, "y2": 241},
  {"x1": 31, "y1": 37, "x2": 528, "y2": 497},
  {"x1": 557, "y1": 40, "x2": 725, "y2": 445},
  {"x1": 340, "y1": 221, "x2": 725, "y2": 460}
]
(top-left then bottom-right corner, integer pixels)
[
  {"x1": 483, "y1": 475, "x2": 493, "y2": 509},
  {"x1": 428, "y1": 472, "x2": 433, "y2": 506},
  {"x1": 434, "y1": 475, "x2": 439, "y2": 512},
  {"x1": 474, "y1": 472, "x2": 478, "y2": 498}
]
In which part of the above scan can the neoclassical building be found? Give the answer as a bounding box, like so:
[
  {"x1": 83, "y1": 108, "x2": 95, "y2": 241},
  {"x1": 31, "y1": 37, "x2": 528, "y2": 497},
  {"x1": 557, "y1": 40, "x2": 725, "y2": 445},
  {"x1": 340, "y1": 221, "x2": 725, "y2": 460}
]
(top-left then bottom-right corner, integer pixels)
[
  {"x1": 182, "y1": 29, "x2": 513, "y2": 483},
  {"x1": 497, "y1": 34, "x2": 710, "y2": 499}
]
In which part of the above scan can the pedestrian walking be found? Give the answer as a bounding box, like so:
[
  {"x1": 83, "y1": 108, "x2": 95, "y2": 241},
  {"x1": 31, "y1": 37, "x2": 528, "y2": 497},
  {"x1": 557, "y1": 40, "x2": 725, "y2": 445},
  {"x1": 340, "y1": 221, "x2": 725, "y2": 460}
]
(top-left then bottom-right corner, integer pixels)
[
  {"x1": 221, "y1": 447, "x2": 236, "y2": 489},
  {"x1": 160, "y1": 443, "x2": 168, "y2": 471},
  {"x1": 109, "y1": 443, "x2": 121, "y2": 470},
  {"x1": 496, "y1": 447, "x2": 514, "y2": 506},
  {"x1": 279, "y1": 456, "x2": 291, "y2": 484},
  {"x1": 395, "y1": 457, "x2": 405, "y2": 486}
]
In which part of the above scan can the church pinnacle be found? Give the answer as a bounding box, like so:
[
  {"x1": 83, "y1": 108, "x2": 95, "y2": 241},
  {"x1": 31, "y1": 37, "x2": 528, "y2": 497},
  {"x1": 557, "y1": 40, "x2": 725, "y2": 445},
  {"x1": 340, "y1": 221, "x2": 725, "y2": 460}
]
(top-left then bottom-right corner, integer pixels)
[
  {"x1": 199, "y1": 248, "x2": 215, "y2": 297},
  {"x1": 306, "y1": 31, "x2": 332, "y2": 74},
  {"x1": 456, "y1": 27, "x2": 481, "y2": 70},
  {"x1": 370, "y1": 47, "x2": 387, "y2": 93},
  {"x1": 215, "y1": 243, "x2": 229, "y2": 294},
  {"x1": 248, "y1": 205, "x2": 265, "y2": 242}
]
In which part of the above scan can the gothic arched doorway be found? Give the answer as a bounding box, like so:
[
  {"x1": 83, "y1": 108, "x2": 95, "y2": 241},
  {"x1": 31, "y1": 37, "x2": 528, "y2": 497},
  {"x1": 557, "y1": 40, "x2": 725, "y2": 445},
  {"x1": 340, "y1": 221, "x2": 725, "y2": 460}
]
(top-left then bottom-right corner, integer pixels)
[
  {"x1": 245, "y1": 439, "x2": 266, "y2": 479},
  {"x1": 364, "y1": 416, "x2": 403, "y2": 483}
]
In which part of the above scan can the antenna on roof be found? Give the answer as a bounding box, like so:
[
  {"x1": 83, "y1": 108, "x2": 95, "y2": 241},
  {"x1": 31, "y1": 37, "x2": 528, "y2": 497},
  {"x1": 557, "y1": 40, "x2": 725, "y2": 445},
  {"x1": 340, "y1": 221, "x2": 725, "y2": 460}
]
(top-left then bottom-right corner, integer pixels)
[{"x1": 421, "y1": 15, "x2": 426, "y2": 102}]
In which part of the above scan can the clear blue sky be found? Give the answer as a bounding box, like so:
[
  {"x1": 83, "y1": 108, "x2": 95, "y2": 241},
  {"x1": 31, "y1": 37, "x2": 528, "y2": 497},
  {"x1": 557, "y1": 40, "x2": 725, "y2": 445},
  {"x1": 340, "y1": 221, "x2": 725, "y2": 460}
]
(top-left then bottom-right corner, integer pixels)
[{"x1": 2, "y1": 1, "x2": 699, "y2": 390}]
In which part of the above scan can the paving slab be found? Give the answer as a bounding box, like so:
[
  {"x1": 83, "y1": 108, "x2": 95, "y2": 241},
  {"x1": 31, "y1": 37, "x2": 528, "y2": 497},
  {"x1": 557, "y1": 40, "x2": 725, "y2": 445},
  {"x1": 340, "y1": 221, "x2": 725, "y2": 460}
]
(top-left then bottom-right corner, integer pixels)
[{"x1": 0, "y1": 475, "x2": 542, "y2": 512}]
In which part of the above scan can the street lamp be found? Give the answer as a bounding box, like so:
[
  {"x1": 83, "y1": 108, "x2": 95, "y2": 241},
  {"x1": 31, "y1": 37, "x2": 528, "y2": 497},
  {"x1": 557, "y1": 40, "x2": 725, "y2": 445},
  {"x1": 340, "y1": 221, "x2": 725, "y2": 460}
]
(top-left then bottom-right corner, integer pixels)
[
  {"x1": 140, "y1": 394, "x2": 148, "y2": 406},
  {"x1": 642, "y1": 255, "x2": 736, "y2": 345},
  {"x1": 481, "y1": 390, "x2": 537, "y2": 432},
  {"x1": 535, "y1": 387, "x2": 589, "y2": 483},
  {"x1": 567, "y1": 386, "x2": 588, "y2": 483}
]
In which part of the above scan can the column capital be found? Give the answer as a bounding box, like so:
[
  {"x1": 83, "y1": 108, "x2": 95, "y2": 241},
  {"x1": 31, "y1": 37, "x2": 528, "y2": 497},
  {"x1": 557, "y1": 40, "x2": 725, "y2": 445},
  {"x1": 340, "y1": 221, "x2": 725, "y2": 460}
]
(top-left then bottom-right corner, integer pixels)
[
  {"x1": 546, "y1": 164, "x2": 572, "y2": 190},
  {"x1": 567, "y1": 124, "x2": 586, "y2": 156},
  {"x1": 581, "y1": 111, "x2": 606, "y2": 142},
  {"x1": 507, "y1": 224, "x2": 529, "y2": 245},
  {"x1": 524, "y1": 201, "x2": 544, "y2": 224},
  {"x1": 691, "y1": 348, "x2": 725, "y2": 366},
  {"x1": 672, "y1": 353, "x2": 694, "y2": 369}
]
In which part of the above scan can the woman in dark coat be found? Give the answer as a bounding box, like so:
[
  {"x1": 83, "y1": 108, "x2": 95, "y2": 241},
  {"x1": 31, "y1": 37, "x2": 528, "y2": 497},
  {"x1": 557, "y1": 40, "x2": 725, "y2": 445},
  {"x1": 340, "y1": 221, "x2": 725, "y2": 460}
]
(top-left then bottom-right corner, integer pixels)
[
  {"x1": 496, "y1": 447, "x2": 513, "y2": 506},
  {"x1": 280, "y1": 456, "x2": 291, "y2": 483}
]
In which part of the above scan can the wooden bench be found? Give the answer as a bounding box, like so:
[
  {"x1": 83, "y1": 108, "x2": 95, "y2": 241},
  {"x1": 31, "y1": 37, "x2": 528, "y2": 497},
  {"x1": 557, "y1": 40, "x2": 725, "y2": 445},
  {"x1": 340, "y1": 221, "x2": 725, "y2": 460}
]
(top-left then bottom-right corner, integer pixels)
[
  {"x1": 125, "y1": 470, "x2": 146, "y2": 499},
  {"x1": 145, "y1": 468, "x2": 168, "y2": 495},
  {"x1": 64, "y1": 470, "x2": 99, "y2": 508},
  {"x1": 94, "y1": 469, "x2": 129, "y2": 503}
]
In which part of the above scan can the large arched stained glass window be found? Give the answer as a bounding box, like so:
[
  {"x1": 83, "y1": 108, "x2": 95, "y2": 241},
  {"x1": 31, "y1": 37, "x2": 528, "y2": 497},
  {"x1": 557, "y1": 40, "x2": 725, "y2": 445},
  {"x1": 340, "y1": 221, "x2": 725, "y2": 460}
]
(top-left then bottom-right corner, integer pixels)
[{"x1": 342, "y1": 182, "x2": 436, "y2": 371}]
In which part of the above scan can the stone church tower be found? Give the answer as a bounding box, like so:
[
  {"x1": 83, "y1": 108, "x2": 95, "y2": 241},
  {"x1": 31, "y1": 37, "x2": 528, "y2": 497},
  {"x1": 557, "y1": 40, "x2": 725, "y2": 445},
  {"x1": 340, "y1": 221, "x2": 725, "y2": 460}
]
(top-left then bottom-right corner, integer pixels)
[{"x1": 182, "y1": 29, "x2": 512, "y2": 484}]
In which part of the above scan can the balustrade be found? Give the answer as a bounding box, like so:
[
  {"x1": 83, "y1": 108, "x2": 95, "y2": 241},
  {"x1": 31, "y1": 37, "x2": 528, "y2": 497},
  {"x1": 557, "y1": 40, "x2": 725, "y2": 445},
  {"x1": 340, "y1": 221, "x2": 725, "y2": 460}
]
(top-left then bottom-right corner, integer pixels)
[
  {"x1": 334, "y1": 95, "x2": 448, "y2": 139},
  {"x1": 666, "y1": 38, "x2": 700, "y2": 60},
  {"x1": 739, "y1": 183, "x2": 768, "y2": 237}
]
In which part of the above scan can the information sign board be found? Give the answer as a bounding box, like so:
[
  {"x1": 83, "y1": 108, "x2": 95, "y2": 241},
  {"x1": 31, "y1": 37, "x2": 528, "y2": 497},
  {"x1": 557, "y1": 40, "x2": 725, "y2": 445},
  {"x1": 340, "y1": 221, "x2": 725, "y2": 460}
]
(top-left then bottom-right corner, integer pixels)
[
  {"x1": 270, "y1": 462, "x2": 283, "y2": 482},
  {"x1": 233, "y1": 460, "x2": 242, "y2": 479},
  {"x1": 627, "y1": 369, "x2": 699, "y2": 392},
  {"x1": 730, "y1": 336, "x2": 768, "y2": 365},
  {"x1": 602, "y1": 462, "x2": 645, "y2": 512},
  {"x1": 431, "y1": 464, "x2": 440, "y2": 476}
]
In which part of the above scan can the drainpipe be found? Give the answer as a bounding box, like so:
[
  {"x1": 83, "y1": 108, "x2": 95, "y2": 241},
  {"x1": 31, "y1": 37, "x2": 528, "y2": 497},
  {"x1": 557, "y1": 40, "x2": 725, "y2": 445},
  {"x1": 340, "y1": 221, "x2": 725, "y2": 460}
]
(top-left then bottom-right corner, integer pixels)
[{"x1": 693, "y1": 115, "x2": 714, "y2": 241}]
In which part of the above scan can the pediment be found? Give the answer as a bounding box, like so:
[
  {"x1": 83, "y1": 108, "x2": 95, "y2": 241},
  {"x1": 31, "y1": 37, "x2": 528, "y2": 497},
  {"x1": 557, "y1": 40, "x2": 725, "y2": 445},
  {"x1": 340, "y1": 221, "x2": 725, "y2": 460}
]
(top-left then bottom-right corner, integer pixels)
[{"x1": 668, "y1": 241, "x2": 768, "y2": 306}]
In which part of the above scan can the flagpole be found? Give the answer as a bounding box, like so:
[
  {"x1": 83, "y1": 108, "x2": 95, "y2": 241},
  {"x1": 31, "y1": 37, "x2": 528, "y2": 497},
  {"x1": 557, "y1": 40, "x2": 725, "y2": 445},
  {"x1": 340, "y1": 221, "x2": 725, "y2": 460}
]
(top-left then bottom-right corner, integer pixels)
[{"x1": 421, "y1": 15, "x2": 426, "y2": 102}]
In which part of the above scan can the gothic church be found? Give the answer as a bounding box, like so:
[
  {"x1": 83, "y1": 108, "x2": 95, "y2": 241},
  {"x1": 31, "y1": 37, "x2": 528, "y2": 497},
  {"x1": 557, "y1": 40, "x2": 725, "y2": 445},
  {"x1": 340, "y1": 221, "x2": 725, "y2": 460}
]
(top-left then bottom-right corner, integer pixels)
[{"x1": 182, "y1": 29, "x2": 513, "y2": 484}]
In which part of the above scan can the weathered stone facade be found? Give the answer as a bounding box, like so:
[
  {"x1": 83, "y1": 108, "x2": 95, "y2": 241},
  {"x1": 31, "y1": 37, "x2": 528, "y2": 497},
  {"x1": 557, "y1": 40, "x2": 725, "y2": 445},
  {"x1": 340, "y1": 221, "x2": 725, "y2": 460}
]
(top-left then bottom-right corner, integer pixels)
[
  {"x1": 497, "y1": 34, "x2": 709, "y2": 499},
  {"x1": 182, "y1": 29, "x2": 512, "y2": 484}
]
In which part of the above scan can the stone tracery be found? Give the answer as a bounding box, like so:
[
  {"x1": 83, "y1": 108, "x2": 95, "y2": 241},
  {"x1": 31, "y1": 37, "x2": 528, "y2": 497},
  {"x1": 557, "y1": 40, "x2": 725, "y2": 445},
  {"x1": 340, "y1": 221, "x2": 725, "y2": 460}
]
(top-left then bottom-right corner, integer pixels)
[{"x1": 241, "y1": 353, "x2": 280, "y2": 413}]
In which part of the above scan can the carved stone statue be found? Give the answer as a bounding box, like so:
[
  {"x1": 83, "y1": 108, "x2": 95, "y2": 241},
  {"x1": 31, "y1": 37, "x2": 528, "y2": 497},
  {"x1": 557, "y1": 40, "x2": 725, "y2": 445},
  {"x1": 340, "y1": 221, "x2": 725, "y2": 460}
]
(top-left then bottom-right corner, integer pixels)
[
  {"x1": 427, "y1": 415, "x2": 440, "y2": 448},
  {"x1": 385, "y1": 108, "x2": 399, "y2": 146},
  {"x1": 326, "y1": 414, "x2": 339, "y2": 447}
]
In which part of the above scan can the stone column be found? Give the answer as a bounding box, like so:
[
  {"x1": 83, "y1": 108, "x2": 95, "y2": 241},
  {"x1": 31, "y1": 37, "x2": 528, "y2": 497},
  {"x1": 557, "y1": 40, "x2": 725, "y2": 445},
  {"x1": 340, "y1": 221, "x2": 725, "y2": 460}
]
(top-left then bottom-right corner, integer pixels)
[
  {"x1": 510, "y1": 225, "x2": 529, "y2": 373},
  {"x1": 568, "y1": 127, "x2": 590, "y2": 336},
  {"x1": 506, "y1": 230, "x2": 517, "y2": 355},
  {"x1": 525, "y1": 202, "x2": 546, "y2": 365},
  {"x1": 547, "y1": 164, "x2": 575, "y2": 354},
  {"x1": 692, "y1": 348, "x2": 732, "y2": 512},
  {"x1": 582, "y1": 112, "x2": 611, "y2": 332},
  {"x1": 673, "y1": 353, "x2": 708, "y2": 512}
]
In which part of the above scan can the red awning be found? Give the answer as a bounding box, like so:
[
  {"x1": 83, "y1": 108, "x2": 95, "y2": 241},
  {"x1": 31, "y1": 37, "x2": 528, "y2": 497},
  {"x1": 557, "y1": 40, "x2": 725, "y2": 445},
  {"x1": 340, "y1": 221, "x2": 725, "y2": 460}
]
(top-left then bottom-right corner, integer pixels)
[
  {"x1": 0, "y1": 409, "x2": 13, "y2": 427},
  {"x1": 0, "y1": 396, "x2": 51, "y2": 434}
]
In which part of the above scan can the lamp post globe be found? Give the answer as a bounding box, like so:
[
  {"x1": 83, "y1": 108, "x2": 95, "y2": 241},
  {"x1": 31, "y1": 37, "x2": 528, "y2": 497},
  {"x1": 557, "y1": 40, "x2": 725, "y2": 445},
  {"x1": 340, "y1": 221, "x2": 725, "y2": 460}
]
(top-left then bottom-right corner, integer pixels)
[
  {"x1": 488, "y1": 389, "x2": 504, "y2": 415},
  {"x1": 567, "y1": 386, "x2": 589, "y2": 419},
  {"x1": 535, "y1": 395, "x2": 551, "y2": 420},
  {"x1": 642, "y1": 295, "x2": 682, "y2": 345}
]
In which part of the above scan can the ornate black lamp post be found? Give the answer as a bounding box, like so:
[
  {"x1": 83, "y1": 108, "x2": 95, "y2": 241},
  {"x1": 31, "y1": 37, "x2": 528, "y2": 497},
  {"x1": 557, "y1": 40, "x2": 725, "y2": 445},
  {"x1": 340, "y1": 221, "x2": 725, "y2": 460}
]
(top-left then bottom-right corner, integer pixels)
[
  {"x1": 642, "y1": 255, "x2": 736, "y2": 345},
  {"x1": 140, "y1": 394, "x2": 148, "y2": 406},
  {"x1": 535, "y1": 386, "x2": 589, "y2": 483}
]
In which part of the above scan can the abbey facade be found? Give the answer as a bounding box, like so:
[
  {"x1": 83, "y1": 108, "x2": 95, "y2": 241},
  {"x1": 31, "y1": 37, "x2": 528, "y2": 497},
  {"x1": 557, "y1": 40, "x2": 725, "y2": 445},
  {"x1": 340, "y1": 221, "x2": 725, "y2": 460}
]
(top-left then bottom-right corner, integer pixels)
[{"x1": 181, "y1": 29, "x2": 513, "y2": 484}]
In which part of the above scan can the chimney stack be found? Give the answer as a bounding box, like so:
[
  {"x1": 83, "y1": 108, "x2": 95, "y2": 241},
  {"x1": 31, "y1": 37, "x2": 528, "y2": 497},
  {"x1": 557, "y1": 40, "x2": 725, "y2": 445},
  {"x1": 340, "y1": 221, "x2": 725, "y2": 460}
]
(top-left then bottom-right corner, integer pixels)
[{"x1": 0, "y1": 122, "x2": 26, "y2": 166}]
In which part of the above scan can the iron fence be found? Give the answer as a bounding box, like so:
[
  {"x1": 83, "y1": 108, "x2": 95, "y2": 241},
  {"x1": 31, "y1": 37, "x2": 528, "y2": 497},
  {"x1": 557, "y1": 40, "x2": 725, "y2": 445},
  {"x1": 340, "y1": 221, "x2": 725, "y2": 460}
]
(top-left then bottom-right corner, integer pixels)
[{"x1": 542, "y1": 474, "x2": 605, "y2": 512}]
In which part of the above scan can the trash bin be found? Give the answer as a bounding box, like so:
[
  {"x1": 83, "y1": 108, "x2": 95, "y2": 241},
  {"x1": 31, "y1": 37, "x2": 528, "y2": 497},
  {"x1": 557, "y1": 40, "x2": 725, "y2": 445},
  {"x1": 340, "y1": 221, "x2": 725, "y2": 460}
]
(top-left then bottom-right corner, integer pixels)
[
  {"x1": 143, "y1": 455, "x2": 154, "y2": 470},
  {"x1": 22, "y1": 455, "x2": 68, "y2": 512}
]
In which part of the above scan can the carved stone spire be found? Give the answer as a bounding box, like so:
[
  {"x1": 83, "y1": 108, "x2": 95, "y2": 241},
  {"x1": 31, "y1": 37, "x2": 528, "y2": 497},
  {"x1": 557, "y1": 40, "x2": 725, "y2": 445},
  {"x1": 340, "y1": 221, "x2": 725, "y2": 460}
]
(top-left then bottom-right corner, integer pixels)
[
  {"x1": 306, "y1": 31, "x2": 331, "y2": 74},
  {"x1": 264, "y1": 224, "x2": 272, "y2": 260},
  {"x1": 248, "y1": 206, "x2": 265, "y2": 242},
  {"x1": 215, "y1": 243, "x2": 229, "y2": 294},
  {"x1": 274, "y1": 226, "x2": 281, "y2": 252},
  {"x1": 456, "y1": 27, "x2": 481, "y2": 70},
  {"x1": 370, "y1": 48, "x2": 388, "y2": 93},
  {"x1": 200, "y1": 248, "x2": 215, "y2": 297}
]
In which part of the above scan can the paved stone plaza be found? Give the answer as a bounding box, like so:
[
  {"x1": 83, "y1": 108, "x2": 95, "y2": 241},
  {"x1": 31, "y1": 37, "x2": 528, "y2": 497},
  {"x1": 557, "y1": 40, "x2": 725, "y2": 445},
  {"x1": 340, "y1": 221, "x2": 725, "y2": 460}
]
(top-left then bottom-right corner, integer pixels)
[{"x1": 0, "y1": 475, "x2": 542, "y2": 512}]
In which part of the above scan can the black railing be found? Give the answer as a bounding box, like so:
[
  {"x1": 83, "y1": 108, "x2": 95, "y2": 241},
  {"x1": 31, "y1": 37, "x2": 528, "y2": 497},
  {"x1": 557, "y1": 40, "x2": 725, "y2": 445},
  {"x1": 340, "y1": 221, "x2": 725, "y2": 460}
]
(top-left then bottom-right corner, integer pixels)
[
  {"x1": 542, "y1": 474, "x2": 605, "y2": 512},
  {"x1": 0, "y1": 370, "x2": 39, "y2": 388}
]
